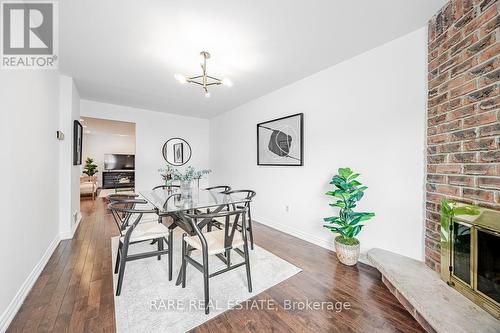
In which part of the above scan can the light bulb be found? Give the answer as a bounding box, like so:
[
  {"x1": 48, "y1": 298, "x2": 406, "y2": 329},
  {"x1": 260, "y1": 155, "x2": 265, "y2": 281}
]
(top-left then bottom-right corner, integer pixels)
[
  {"x1": 174, "y1": 73, "x2": 187, "y2": 84},
  {"x1": 222, "y1": 78, "x2": 233, "y2": 87},
  {"x1": 205, "y1": 91, "x2": 211, "y2": 98}
]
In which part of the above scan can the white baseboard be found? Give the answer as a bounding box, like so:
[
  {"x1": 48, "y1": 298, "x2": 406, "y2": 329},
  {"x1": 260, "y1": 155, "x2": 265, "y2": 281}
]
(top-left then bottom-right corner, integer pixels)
[
  {"x1": 254, "y1": 215, "x2": 334, "y2": 251},
  {"x1": 0, "y1": 234, "x2": 61, "y2": 333},
  {"x1": 254, "y1": 215, "x2": 372, "y2": 266},
  {"x1": 60, "y1": 212, "x2": 81, "y2": 240}
]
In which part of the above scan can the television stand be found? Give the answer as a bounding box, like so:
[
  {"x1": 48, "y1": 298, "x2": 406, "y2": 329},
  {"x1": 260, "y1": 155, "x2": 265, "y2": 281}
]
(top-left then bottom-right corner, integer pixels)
[{"x1": 102, "y1": 170, "x2": 135, "y2": 190}]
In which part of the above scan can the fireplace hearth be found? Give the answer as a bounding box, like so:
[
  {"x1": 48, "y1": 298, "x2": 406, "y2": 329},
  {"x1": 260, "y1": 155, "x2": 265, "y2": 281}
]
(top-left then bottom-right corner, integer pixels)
[{"x1": 441, "y1": 206, "x2": 500, "y2": 319}]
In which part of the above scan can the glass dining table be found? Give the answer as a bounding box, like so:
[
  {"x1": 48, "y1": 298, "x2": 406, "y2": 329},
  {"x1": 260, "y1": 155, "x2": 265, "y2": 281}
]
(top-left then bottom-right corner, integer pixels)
[
  {"x1": 139, "y1": 187, "x2": 250, "y2": 284},
  {"x1": 140, "y1": 187, "x2": 250, "y2": 216}
]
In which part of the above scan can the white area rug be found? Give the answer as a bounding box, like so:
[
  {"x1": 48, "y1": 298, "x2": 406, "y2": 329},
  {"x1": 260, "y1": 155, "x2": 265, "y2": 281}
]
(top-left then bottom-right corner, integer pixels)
[
  {"x1": 111, "y1": 231, "x2": 301, "y2": 332},
  {"x1": 99, "y1": 189, "x2": 135, "y2": 198}
]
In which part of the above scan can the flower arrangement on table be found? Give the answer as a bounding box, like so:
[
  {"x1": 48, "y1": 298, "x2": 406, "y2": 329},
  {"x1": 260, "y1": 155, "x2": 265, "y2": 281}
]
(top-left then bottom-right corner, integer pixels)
[
  {"x1": 158, "y1": 166, "x2": 211, "y2": 200},
  {"x1": 158, "y1": 165, "x2": 211, "y2": 184}
]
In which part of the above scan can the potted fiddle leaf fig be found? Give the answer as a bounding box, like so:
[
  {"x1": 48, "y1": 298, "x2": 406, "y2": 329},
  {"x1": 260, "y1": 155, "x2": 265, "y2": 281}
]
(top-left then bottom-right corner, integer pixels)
[
  {"x1": 323, "y1": 167, "x2": 374, "y2": 266},
  {"x1": 82, "y1": 157, "x2": 98, "y2": 177}
]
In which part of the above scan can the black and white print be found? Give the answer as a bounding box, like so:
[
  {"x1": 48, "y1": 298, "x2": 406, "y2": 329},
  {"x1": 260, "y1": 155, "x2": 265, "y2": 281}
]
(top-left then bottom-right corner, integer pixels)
[{"x1": 257, "y1": 113, "x2": 303, "y2": 166}]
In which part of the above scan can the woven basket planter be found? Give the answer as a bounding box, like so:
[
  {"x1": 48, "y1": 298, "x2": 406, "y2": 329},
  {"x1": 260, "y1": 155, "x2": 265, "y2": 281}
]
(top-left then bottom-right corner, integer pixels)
[{"x1": 334, "y1": 238, "x2": 360, "y2": 266}]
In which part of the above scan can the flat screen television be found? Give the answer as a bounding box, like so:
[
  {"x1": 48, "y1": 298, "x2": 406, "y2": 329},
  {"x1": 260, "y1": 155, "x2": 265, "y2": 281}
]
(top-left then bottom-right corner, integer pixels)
[{"x1": 104, "y1": 154, "x2": 135, "y2": 170}]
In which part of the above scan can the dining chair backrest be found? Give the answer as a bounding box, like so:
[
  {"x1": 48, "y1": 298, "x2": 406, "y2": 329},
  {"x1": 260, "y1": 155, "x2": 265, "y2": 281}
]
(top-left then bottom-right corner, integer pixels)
[
  {"x1": 185, "y1": 208, "x2": 248, "y2": 249},
  {"x1": 152, "y1": 184, "x2": 181, "y2": 191},
  {"x1": 108, "y1": 199, "x2": 157, "y2": 243},
  {"x1": 107, "y1": 193, "x2": 139, "y2": 203},
  {"x1": 107, "y1": 194, "x2": 140, "y2": 230},
  {"x1": 226, "y1": 190, "x2": 256, "y2": 209},
  {"x1": 205, "y1": 185, "x2": 231, "y2": 193}
]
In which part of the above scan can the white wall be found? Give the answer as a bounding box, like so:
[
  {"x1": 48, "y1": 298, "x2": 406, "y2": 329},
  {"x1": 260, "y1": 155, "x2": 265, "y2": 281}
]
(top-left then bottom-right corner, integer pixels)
[
  {"x1": 210, "y1": 28, "x2": 427, "y2": 260},
  {"x1": 83, "y1": 132, "x2": 136, "y2": 181},
  {"x1": 59, "y1": 76, "x2": 81, "y2": 239},
  {"x1": 0, "y1": 71, "x2": 61, "y2": 329},
  {"x1": 80, "y1": 100, "x2": 211, "y2": 190}
]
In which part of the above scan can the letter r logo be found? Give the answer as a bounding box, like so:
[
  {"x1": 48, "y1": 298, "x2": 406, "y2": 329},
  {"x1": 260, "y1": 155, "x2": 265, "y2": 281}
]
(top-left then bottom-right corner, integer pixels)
[{"x1": 2, "y1": 2, "x2": 53, "y2": 55}]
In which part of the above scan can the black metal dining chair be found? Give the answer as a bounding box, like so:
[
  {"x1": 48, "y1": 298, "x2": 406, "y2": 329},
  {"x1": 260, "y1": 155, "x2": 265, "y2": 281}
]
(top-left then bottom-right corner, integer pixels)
[
  {"x1": 222, "y1": 190, "x2": 256, "y2": 250},
  {"x1": 205, "y1": 185, "x2": 231, "y2": 193},
  {"x1": 152, "y1": 184, "x2": 181, "y2": 191},
  {"x1": 109, "y1": 199, "x2": 172, "y2": 296},
  {"x1": 108, "y1": 193, "x2": 158, "y2": 223},
  {"x1": 107, "y1": 193, "x2": 139, "y2": 202},
  {"x1": 150, "y1": 185, "x2": 182, "y2": 279},
  {"x1": 179, "y1": 208, "x2": 252, "y2": 314},
  {"x1": 203, "y1": 186, "x2": 232, "y2": 231}
]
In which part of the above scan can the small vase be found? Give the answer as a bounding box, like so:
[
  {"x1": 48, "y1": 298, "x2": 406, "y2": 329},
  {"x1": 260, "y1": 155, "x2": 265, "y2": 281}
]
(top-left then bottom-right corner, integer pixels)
[
  {"x1": 180, "y1": 180, "x2": 193, "y2": 200},
  {"x1": 334, "y1": 237, "x2": 360, "y2": 266}
]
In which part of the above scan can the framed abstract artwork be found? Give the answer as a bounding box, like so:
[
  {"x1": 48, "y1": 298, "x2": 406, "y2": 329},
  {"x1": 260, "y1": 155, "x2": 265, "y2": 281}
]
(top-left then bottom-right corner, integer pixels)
[
  {"x1": 73, "y1": 120, "x2": 83, "y2": 165},
  {"x1": 257, "y1": 113, "x2": 303, "y2": 166}
]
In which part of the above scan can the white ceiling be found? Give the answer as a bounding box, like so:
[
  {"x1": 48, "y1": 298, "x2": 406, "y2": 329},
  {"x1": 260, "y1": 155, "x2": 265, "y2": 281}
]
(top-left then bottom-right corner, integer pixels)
[
  {"x1": 60, "y1": 0, "x2": 447, "y2": 118},
  {"x1": 81, "y1": 117, "x2": 135, "y2": 136}
]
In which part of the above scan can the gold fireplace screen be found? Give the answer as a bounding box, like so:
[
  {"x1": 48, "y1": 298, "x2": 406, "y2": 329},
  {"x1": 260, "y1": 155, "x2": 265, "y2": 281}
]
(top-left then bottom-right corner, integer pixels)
[{"x1": 441, "y1": 206, "x2": 500, "y2": 319}]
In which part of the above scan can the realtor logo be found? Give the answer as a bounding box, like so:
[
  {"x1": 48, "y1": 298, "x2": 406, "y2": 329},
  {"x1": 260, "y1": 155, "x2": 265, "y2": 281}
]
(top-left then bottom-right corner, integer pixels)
[{"x1": 1, "y1": 1, "x2": 58, "y2": 69}]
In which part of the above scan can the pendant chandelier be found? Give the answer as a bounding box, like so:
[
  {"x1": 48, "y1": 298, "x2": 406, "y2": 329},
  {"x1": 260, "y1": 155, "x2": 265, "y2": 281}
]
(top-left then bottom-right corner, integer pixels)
[{"x1": 174, "y1": 51, "x2": 233, "y2": 98}]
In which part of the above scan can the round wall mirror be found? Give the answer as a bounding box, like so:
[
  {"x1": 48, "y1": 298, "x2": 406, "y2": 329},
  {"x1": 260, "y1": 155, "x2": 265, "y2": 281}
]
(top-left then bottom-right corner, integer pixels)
[{"x1": 162, "y1": 138, "x2": 192, "y2": 166}]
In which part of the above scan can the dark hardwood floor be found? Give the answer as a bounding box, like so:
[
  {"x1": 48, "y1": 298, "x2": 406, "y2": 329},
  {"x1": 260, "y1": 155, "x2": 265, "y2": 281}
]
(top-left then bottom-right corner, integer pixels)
[{"x1": 7, "y1": 198, "x2": 423, "y2": 332}]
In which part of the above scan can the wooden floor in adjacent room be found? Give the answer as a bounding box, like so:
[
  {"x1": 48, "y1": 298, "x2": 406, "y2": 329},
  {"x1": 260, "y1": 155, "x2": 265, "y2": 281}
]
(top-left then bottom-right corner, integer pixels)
[{"x1": 7, "y1": 198, "x2": 424, "y2": 333}]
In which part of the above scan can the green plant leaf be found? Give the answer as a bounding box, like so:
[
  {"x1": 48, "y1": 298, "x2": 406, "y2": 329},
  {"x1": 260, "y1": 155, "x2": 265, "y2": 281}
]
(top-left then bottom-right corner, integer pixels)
[
  {"x1": 352, "y1": 212, "x2": 375, "y2": 221},
  {"x1": 330, "y1": 200, "x2": 346, "y2": 208},
  {"x1": 355, "y1": 191, "x2": 364, "y2": 201},
  {"x1": 348, "y1": 216, "x2": 363, "y2": 226},
  {"x1": 338, "y1": 167, "x2": 353, "y2": 179},
  {"x1": 352, "y1": 225, "x2": 364, "y2": 237},
  {"x1": 349, "y1": 180, "x2": 362, "y2": 187},
  {"x1": 348, "y1": 173, "x2": 360, "y2": 181},
  {"x1": 323, "y1": 225, "x2": 347, "y2": 237}
]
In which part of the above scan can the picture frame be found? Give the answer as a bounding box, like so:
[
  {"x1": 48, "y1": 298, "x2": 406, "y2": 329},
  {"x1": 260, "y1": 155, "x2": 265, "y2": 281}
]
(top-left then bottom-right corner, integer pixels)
[
  {"x1": 257, "y1": 113, "x2": 303, "y2": 166},
  {"x1": 73, "y1": 120, "x2": 83, "y2": 165},
  {"x1": 173, "y1": 142, "x2": 184, "y2": 164}
]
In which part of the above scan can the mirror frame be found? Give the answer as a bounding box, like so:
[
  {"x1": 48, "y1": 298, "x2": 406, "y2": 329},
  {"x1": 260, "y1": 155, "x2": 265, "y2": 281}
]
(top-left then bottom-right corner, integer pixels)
[{"x1": 162, "y1": 137, "x2": 192, "y2": 166}]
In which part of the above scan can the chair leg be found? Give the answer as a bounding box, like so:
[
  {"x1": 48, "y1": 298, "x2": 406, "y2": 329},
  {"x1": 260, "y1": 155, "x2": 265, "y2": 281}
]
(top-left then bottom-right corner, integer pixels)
[
  {"x1": 202, "y1": 250, "x2": 210, "y2": 314},
  {"x1": 248, "y1": 208, "x2": 254, "y2": 250},
  {"x1": 225, "y1": 249, "x2": 231, "y2": 268},
  {"x1": 168, "y1": 230, "x2": 173, "y2": 281},
  {"x1": 116, "y1": 245, "x2": 128, "y2": 296},
  {"x1": 181, "y1": 237, "x2": 187, "y2": 288},
  {"x1": 156, "y1": 238, "x2": 163, "y2": 260},
  {"x1": 243, "y1": 242, "x2": 252, "y2": 293},
  {"x1": 114, "y1": 242, "x2": 122, "y2": 274}
]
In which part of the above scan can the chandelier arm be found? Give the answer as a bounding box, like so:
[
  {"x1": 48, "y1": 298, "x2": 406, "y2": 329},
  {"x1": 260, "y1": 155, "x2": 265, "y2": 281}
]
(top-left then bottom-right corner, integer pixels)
[
  {"x1": 206, "y1": 76, "x2": 222, "y2": 82},
  {"x1": 206, "y1": 82, "x2": 222, "y2": 86},
  {"x1": 188, "y1": 81, "x2": 204, "y2": 86},
  {"x1": 189, "y1": 75, "x2": 203, "y2": 80}
]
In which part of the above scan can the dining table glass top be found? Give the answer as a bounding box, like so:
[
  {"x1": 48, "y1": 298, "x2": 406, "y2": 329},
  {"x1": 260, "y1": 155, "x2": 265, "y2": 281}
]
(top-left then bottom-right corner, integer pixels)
[{"x1": 140, "y1": 188, "x2": 249, "y2": 214}]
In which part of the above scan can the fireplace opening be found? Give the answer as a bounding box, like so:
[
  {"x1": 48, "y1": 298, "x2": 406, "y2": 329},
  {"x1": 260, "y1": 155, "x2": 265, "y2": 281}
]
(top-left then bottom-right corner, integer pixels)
[
  {"x1": 477, "y1": 228, "x2": 500, "y2": 304},
  {"x1": 452, "y1": 222, "x2": 471, "y2": 285},
  {"x1": 442, "y1": 206, "x2": 500, "y2": 319}
]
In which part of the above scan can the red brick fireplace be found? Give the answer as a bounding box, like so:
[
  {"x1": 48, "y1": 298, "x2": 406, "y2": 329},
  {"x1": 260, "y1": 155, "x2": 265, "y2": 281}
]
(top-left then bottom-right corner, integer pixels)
[{"x1": 426, "y1": 0, "x2": 499, "y2": 272}]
